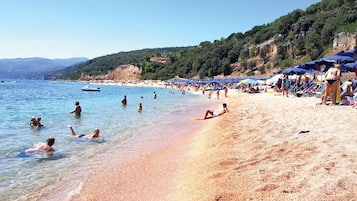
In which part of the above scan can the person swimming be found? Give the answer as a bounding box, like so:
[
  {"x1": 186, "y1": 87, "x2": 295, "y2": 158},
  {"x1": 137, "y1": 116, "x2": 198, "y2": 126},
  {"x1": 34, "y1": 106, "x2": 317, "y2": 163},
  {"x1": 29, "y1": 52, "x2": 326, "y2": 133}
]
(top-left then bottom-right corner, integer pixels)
[
  {"x1": 25, "y1": 137, "x2": 55, "y2": 154},
  {"x1": 68, "y1": 125, "x2": 100, "y2": 139}
]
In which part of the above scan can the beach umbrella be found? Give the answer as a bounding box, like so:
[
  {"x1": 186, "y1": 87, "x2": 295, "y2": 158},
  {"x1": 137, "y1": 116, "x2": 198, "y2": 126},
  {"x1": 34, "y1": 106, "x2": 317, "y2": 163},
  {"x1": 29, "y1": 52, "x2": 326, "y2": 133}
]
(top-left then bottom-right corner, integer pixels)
[
  {"x1": 297, "y1": 61, "x2": 319, "y2": 70},
  {"x1": 316, "y1": 55, "x2": 355, "y2": 64},
  {"x1": 283, "y1": 67, "x2": 306, "y2": 75},
  {"x1": 341, "y1": 62, "x2": 357, "y2": 73},
  {"x1": 336, "y1": 49, "x2": 357, "y2": 58},
  {"x1": 237, "y1": 78, "x2": 258, "y2": 86}
]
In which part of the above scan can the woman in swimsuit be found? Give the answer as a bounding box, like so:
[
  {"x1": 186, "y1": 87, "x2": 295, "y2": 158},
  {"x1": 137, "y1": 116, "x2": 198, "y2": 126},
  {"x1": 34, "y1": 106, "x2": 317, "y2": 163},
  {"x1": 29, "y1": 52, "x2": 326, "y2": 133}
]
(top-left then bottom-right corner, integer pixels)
[
  {"x1": 68, "y1": 125, "x2": 100, "y2": 139},
  {"x1": 321, "y1": 64, "x2": 341, "y2": 105}
]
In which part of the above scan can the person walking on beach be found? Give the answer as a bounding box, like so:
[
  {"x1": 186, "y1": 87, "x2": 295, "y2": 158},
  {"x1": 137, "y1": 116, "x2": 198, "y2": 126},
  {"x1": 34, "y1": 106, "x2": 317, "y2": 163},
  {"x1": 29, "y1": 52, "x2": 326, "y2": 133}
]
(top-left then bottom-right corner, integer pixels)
[
  {"x1": 25, "y1": 137, "x2": 55, "y2": 154},
  {"x1": 121, "y1": 95, "x2": 127, "y2": 105},
  {"x1": 69, "y1": 101, "x2": 82, "y2": 116},
  {"x1": 216, "y1": 90, "x2": 220, "y2": 99},
  {"x1": 68, "y1": 125, "x2": 100, "y2": 139}
]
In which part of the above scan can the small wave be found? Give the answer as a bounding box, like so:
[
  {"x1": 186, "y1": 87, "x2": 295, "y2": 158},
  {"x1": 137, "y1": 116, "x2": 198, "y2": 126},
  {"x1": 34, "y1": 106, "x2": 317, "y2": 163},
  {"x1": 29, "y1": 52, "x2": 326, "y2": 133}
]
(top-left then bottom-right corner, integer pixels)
[{"x1": 65, "y1": 181, "x2": 84, "y2": 201}]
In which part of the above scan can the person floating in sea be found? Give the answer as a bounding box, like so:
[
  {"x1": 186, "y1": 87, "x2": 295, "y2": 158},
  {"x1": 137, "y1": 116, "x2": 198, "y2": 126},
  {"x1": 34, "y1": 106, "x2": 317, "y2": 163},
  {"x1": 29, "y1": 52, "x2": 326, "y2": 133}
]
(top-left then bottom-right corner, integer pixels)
[
  {"x1": 121, "y1": 95, "x2": 127, "y2": 106},
  {"x1": 197, "y1": 103, "x2": 229, "y2": 120},
  {"x1": 25, "y1": 137, "x2": 55, "y2": 154},
  {"x1": 36, "y1": 117, "x2": 44, "y2": 127},
  {"x1": 30, "y1": 116, "x2": 44, "y2": 128},
  {"x1": 30, "y1": 117, "x2": 37, "y2": 127},
  {"x1": 68, "y1": 125, "x2": 100, "y2": 139},
  {"x1": 138, "y1": 103, "x2": 143, "y2": 113},
  {"x1": 153, "y1": 91, "x2": 157, "y2": 99},
  {"x1": 69, "y1": 101, "x2": 82, "y2": 116}
]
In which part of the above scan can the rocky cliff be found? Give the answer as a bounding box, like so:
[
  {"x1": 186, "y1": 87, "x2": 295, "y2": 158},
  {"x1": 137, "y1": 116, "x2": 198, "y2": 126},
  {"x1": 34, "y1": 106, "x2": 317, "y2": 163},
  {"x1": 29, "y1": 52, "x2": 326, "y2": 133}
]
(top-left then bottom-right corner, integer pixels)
[
  {"x1": 79, "y1": 64, "x2": 141, "y2": 81},
  {"x1": 333, "y1": 32, "x2": 357, "y2": 51}
]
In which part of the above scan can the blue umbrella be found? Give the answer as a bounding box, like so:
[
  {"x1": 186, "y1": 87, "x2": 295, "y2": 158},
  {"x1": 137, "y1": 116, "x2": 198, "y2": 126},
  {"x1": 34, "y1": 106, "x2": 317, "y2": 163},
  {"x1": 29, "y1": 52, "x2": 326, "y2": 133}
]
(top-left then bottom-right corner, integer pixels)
[
  {"x1": 316, "y1": 55, "x2": 355, "y2": 64},
  {"x1": 283, "y1": 67, "x2": 307, "y2": 75}
]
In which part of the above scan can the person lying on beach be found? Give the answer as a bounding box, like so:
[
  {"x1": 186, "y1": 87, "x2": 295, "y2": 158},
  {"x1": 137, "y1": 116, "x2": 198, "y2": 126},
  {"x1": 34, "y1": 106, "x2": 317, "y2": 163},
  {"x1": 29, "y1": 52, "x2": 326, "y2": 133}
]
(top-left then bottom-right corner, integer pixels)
[
  {"x1": 197, "y1": 103, "x2": 229, "y2": 120},
  {"x1": 25, "y1": 137, "x2": 55, "y2": 154},
  {"x1": 68, "y1": 125, "x2": 100, "y2": 139}
]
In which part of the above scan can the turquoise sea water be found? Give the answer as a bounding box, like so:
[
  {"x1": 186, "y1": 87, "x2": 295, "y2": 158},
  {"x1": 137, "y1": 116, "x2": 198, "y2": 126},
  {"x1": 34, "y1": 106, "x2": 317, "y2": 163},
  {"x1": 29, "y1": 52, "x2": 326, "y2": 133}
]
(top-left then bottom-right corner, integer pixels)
[{"x1": 0, "y1": 80, "x2": 216, "y2": 200}]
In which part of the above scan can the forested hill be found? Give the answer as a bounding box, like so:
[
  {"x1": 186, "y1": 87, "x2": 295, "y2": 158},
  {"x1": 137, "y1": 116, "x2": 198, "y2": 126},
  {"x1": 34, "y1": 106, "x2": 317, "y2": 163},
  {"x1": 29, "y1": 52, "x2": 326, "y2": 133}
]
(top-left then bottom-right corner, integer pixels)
[
  {"x1": 58, "y1": 0, "x2": 357, "y2": 81},
  {"x1": 56, "y1": 47, "x2": 190, "y2": 80}
]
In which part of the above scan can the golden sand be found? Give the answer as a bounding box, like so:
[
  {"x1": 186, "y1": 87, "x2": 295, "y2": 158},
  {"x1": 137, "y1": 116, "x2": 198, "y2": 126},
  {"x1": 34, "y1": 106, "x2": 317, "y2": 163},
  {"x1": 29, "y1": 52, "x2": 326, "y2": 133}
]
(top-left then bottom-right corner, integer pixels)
[
  {"x1": 67, "y1": 90, "x2": 357, "y2": 200},
  {"x1": 169, "y1": 92, "x2": 357, "y2": 200}
]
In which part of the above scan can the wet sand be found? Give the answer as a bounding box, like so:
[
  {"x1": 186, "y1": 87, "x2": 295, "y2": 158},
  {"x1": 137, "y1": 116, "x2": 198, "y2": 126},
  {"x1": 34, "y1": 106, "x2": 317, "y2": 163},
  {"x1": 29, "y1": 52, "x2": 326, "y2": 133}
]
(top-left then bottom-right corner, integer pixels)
[{"x1": 61, "y1": 90, "x2": 356, "y2": 200}]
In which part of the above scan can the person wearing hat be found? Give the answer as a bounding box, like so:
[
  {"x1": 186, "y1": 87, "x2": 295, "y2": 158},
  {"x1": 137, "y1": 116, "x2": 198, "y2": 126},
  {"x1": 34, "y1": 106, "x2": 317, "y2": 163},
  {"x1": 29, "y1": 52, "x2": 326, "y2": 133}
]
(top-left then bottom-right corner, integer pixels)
[{"x1": 321, "y1": 64, "x2": 341, "y2": 105}]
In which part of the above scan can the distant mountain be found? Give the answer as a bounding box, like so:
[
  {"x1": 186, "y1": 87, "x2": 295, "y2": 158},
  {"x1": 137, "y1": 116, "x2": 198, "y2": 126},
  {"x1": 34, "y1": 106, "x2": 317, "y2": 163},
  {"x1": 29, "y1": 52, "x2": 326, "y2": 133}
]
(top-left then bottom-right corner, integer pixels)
[{"x1": 0, "y1": 57, "x2": 88, "y2": 79}]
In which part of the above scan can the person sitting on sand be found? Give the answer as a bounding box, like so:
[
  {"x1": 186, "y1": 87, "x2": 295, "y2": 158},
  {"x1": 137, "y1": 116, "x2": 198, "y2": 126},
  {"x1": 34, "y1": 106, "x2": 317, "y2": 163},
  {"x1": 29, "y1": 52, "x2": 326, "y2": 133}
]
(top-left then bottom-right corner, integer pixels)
[
  {"x1": 199, "y1": 103, "x2": 229, "y2": 120},
  {"x1": 68, "y1": 125, "x2": 100, "y2": 139},
  {"x1": 25, "y1": 137, "x2": 55, "y2": 154}
]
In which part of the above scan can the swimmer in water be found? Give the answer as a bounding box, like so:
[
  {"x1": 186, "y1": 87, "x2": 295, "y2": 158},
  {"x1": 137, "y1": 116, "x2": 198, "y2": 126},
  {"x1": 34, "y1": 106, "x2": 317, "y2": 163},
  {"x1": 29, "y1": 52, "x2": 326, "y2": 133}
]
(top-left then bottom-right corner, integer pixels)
[
  {"x1": 25, "y1": 137, "x2": 55, "y2": 154},
  {"x1": 68, "y1": 125, "x2": 100, "y2": 139}
]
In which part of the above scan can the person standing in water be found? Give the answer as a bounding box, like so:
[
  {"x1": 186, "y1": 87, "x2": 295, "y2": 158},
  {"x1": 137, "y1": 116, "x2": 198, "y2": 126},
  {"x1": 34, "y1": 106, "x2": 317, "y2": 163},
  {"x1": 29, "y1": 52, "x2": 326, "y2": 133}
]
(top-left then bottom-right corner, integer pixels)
[
  {"x1": 121, "y1": 95, "x2": 127, "y2": 106},
  {"x1": 138, "y1": 103, "x2": 143, "y2": 112},
  {"x1": 69, "y1": 101, "x2": 82, "y2": 116}
]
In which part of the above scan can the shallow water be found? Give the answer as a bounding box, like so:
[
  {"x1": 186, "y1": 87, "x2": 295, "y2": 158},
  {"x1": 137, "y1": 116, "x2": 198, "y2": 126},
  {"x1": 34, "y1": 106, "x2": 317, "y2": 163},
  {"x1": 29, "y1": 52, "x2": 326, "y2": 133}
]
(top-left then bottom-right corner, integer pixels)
[{"x1": 0, "y1": 80, "x2": 219, "y2": 201}]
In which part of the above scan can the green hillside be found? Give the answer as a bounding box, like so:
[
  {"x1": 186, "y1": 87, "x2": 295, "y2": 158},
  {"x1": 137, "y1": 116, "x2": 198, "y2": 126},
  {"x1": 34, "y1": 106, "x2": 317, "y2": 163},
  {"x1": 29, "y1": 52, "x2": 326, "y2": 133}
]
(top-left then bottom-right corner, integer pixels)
[{"x1": 58, "y1": 0, "x2": 357, "y2": 80}]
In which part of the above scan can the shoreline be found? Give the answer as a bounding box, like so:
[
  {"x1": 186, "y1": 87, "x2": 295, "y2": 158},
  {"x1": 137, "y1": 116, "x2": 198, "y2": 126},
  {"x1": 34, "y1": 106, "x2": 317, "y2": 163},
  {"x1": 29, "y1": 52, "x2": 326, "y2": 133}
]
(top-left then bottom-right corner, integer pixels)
[
  {"x1": 39, "y1": 83, "x2": 224, "y2": 201},
  {"x1": 44, "y1": 83, "x2": 356, "y2": 200}
]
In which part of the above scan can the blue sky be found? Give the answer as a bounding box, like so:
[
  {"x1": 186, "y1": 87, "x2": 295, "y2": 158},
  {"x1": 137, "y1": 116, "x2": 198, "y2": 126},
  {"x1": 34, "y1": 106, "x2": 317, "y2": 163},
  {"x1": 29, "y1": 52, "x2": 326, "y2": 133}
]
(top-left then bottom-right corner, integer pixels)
[{"x1": 0, "y1": 0, "x2": 321, "y2": 59}]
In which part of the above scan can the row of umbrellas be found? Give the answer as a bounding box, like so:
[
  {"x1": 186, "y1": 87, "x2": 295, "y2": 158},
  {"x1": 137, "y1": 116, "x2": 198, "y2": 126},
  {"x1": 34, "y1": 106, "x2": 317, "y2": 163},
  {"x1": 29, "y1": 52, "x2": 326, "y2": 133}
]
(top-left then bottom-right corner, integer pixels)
[{"x1": 277, "y1": 49, "x2": 356, "y2": 75}]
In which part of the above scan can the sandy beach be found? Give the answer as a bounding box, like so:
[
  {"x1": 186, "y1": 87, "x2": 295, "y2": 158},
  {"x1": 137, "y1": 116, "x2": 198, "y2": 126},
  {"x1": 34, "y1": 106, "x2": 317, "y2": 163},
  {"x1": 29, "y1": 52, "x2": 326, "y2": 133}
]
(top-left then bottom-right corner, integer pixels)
[{"x1": 63, "y1": 88, "x2": 356, "y2": 201}]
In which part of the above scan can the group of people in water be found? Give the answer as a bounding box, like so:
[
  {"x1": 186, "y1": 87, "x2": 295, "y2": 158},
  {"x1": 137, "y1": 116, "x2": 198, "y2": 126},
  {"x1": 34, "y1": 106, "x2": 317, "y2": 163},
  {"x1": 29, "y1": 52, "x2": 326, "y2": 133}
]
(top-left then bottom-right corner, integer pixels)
[
  {"x1": 26, "y1": 101, "x2": 100, "y2": 155},
  {"x1": 121, "y1": 91, "x2": 158, "y2": 112},
  {"x1": 26, "y1": 91, "x2": 161, "y2": 155},
  {"x1": 30, "y1": 117, "x2": 44, "y2": 128}
]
